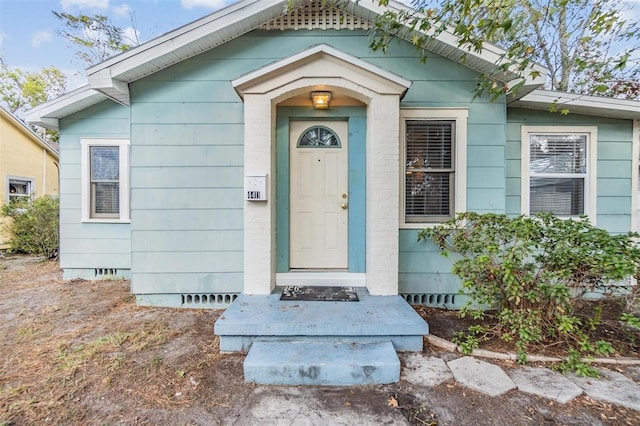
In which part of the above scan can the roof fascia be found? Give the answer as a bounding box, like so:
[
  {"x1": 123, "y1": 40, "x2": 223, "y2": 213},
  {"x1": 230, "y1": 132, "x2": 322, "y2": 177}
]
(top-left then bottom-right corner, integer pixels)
[
  {"x1": 86, "y1": 0, "x2": 272, "y2": 75},
  {"x1": 89, "y1": 69, "x2": 130, "y2": 106},
  {"x1": 508, "y1": 89, "x2": 640, "y2": 120},
  {"x1": 86, "y1": 0, "x2": 546, "y2": 103},
  {"x1": 25, "y1": 86, "x2": 108, "y2": 131}
]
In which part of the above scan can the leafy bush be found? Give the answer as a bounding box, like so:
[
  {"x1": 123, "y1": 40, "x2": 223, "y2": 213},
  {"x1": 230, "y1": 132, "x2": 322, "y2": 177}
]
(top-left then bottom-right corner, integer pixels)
[
  {"x1": 1, "y1": 195, "x2": 59, "y2": 258},
  {"x1": 419, "y1": 212, "x2": 640, "y2": 375}
]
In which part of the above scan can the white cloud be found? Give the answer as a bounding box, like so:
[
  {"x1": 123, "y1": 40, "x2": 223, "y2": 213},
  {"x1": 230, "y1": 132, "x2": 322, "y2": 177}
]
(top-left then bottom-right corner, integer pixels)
[
  {"x1": 181, "y1": 0, "x2": 227, "y2": 10},
  {"x1": 113, "y1": 3, "x2": 132, "y2": 17},
  {"x1": 60, "y1": 0, "x2": 109, "y2": 11},
  {"x1": 32, "y1": 31, "x2": 53, "y2": 48},
  {"x1": 122, "y1": 26, "x2": 140, "y2": 45}
]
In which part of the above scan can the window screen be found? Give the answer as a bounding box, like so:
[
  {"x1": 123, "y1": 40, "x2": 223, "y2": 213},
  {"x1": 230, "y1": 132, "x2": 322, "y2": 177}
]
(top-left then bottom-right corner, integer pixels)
[
  {"x1": 405, "y1": 120, "x2": 455, "y2": 222},
  {"x1": 90, "y1": 146, "x2": 120, "y2": 217}
]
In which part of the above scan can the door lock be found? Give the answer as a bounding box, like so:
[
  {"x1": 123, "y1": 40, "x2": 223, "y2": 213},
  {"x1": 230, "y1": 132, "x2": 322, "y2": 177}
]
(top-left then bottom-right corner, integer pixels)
[{"x1": 341, "y1": 203, "x2": 348, "y2": 210}]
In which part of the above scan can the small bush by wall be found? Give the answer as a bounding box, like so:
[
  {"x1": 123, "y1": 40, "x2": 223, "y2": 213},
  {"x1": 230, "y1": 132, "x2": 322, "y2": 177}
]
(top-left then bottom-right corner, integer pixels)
[
  {"x1": 1, "y1": 195, "x2": 59, "y2": 259},
  {"x1": 419, "y1": 212, "x2": 640, "y2": 375}
]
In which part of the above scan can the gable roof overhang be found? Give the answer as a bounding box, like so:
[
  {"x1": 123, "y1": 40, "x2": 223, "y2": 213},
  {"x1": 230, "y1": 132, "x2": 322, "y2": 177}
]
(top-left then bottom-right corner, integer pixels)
[
  {"x1": 509, "y1": 90, "x2": 640, "y2": 120},
  {"x1": 1, "y1": 106, "x2": 60, "y2": 158},
  {"x1": 86, "y1": 0, "x2": 545, "y2": 104},
  {"x1": 232, "y1": 44, "x2": 412, "y2": 99},
  {"x1": 25, "y1": 86, "x2": 109, "y2": 130},
  {"x1": 26, "y1": 0, "x2": 547, "y2": 130}
]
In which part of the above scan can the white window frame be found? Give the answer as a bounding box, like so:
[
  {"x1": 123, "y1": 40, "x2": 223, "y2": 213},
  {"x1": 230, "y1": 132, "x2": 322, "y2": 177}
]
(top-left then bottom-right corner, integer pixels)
[
  {"x1": 521, "y1": 126, "x2": 597, "y2": 223},
  {"x1": 400, "y1": 108, "x2": 468, "y2": 229},
  {"x1": 81, "y1": 138, "x2": 130, "y2": 223},
  {"x1": 6, "y1": 176, "x2": 35, "y2": 204}
]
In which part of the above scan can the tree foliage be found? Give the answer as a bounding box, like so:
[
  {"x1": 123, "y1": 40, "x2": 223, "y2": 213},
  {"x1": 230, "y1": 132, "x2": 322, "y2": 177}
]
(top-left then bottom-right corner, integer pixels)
[
  {"x1": 52, "y1": 12, "x2": 140, "y2": 66},
  {"x1": 0, "y1": 58, "x2": 67, "y2": 115},
  {"x1": 371, "y1": 0, "x2": 640, "y2": 99}
]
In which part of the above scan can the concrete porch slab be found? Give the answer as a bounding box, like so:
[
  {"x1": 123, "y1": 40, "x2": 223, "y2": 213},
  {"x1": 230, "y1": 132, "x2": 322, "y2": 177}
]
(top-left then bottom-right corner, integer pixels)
[{"x1": 214, "y1": 287, "x2": 429, "y2": 353}]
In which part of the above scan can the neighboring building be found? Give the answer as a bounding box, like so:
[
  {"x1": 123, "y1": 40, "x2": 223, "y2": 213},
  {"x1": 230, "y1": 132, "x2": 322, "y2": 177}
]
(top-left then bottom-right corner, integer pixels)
[
  {"x1": 1, "y1": 106, "x2": 59, "y2": 249},
  {"x1": 25, "y1": 0, "x2": 640, "y2": 306}
]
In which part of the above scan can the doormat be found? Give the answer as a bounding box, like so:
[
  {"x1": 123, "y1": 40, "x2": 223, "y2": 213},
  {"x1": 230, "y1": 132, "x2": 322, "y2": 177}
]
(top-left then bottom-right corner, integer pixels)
[{"x1": 280, "y1": 285, "x2": 359, "y2": 302}]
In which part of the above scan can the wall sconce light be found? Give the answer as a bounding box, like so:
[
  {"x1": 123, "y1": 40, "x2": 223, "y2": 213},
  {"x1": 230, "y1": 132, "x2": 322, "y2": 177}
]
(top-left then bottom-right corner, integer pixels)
[{"x1": 311, "y1": 91, "x2": 332, "y2": 110}]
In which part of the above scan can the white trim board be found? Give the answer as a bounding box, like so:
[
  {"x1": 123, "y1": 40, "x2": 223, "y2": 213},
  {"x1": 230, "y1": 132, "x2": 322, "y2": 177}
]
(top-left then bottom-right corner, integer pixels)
[{"x1": 276, "y1": 272, "x2": 366, "y2": 287}]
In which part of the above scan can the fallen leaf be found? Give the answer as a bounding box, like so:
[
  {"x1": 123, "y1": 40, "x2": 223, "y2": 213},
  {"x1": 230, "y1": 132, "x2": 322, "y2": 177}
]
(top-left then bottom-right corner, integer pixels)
[{"x1": 387, "y1": 397, "x2": 398, "y2": 408}]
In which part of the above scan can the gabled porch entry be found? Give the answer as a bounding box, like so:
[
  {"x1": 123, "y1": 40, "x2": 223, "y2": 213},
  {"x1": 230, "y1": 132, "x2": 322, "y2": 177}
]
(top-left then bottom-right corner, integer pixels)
[
  {"x1": 223, "y1": 44, "x2": 427, "y2": 386},
  {"x1": 233, "y1": 44, "x2": 411, "y2": 295}
]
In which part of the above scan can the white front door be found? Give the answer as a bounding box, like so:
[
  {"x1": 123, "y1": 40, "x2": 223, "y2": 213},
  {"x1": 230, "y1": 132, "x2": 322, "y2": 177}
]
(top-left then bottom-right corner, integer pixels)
[{"x1": 290, "y1": 120, "x2": 349, "y2": 269}]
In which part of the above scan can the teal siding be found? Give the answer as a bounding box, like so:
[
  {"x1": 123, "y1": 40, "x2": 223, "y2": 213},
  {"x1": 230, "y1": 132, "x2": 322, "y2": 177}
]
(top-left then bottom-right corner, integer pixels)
[
  {"x1": 128, "y1": 35, "x2": 257, "y2": 295},
  {"x1": 122, "y1": 28, "x2": 498, "y2": 298},
  {"x1": 506, "y1": 108, "x2": 635, "y2": 233},
  {"x1": 58, "y1": 101, "x2": 131, "y2": 273},
  {"x1": 398, "y1": 229, "x2": 461, "y2": 298},
  {"x1": 62, "y1": 28, "x2": 637, "y2": 306}
]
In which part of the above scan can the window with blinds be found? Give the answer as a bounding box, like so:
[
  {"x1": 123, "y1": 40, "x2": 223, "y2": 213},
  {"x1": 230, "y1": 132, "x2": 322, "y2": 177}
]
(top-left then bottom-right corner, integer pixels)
[
  {"x1": 529, "y1": 133, "x2": 587, "y2": 216},
  {"x1": 404, "y1": 120, "x2": 455, "y2": 223},
  {"x1": 90, "y1": 146, "x2": 120, "y2": 218}
]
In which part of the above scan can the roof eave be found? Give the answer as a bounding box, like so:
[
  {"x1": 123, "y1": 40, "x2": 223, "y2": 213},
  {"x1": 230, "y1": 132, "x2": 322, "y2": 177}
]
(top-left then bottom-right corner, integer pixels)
[
  {"x1": 25, "y1": 86, "x2": 109, "y2": 131},
  {"x1": 85, "y1": 0, "x2": 546, "y2": 102},
  {"x1": 508, "y1": 89, "x2": 640, "y2": 120}
]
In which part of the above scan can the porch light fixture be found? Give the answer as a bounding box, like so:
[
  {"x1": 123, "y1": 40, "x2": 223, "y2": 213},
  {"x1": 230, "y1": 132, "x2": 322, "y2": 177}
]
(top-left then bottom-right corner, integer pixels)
[{"x1": 311, "y1": 91, "x2": 332, "y2": 110}]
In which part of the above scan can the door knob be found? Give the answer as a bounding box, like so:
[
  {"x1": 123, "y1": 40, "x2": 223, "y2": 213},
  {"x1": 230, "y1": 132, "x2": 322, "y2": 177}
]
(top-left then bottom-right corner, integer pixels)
[{"x1": 341, "y1": 203, "x2": 348, "y2": 210}]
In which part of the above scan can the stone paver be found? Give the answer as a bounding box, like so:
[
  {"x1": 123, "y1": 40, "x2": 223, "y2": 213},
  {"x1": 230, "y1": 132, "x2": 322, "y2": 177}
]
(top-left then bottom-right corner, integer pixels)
[
  {"x1": 401, "y1": 353, "x2": 453, "y2": 387},
  {"x1": 447, "y1": 356, "x2": 517, "y2": 397},
  {"x1": 506, "y1": 366, "x2": 583, "y2": 404},
  {"x1": 569, "y1": 368, "x2": 640, "y2": 411},
  {"x1": 626, "y1": 366, "x2": 640, "y2": 383}
]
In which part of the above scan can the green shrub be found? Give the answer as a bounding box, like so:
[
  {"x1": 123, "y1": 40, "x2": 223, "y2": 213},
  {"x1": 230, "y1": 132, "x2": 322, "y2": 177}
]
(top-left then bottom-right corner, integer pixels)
[
  {"x1": 2, "y1": 195, "x2": 59, "y2": 258},
  {"x1": 419, "y1": 212, "x2": 640, "y2": 375}
]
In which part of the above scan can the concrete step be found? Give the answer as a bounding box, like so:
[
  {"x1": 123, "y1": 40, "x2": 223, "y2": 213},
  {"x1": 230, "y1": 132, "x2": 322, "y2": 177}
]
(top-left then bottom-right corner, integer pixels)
[{"x1": 244, "y1": 340, "x2": 400, "y2": 386}]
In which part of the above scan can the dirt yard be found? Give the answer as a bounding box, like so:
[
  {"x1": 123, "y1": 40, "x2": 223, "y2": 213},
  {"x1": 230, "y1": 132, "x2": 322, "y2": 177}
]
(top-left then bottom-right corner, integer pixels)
[{"x1": 2, "y1": 255, "x2": 640, "y2": 425}]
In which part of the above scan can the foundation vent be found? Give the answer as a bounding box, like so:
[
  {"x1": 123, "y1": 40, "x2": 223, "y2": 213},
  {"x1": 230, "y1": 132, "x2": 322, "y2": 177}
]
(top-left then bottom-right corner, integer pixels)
[
  {"x1": 181, "y1": 293, "x2": 240, "y2": 307},
  {"x1": 94, "y1": 268, "x2": 118, "y2": 278},
  {"x1": 260, "y1": 2, "x2": 371, "y2": 31},
  {"x1": 401, "y1": 293, "x2": 460, "y2": 308}
]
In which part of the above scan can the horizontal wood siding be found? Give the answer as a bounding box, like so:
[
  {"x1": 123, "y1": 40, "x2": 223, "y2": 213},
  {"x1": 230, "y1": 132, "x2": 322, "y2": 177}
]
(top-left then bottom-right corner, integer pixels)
[
  {"x1": 53, "y1": 29, "x2": 506, "y2": 299},
  {"x1": 58, "y1": 101, "x2": 131, "y2": 271},
  {"x1": 506, "y1": 108, "x2": 634, "y2": 233},
  {"x1": 383, "y1": 36, "x2": 507, "y2": 297},
  {"x1": 128, "y1": 34, "x2": 266, "y2": 295}
]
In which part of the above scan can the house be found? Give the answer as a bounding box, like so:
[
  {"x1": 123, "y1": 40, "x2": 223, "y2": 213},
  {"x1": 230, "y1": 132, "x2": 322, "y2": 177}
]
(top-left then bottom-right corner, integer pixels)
[
  {"x1": 25, "y1": 0, "x2": 639, "y2": 385},
  {"x1": 1, "y1": 106, "x2": 59, "y2": 249}
]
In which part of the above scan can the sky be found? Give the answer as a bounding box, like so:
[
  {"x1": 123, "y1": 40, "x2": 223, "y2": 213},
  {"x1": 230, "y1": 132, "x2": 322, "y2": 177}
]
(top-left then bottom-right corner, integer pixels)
[
  {"x1": 0, "y1": 0, "x2": 639, "y2": 93},
  {"x1": 0, "y1": 0, "x2": 233, "y2": 89}
]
